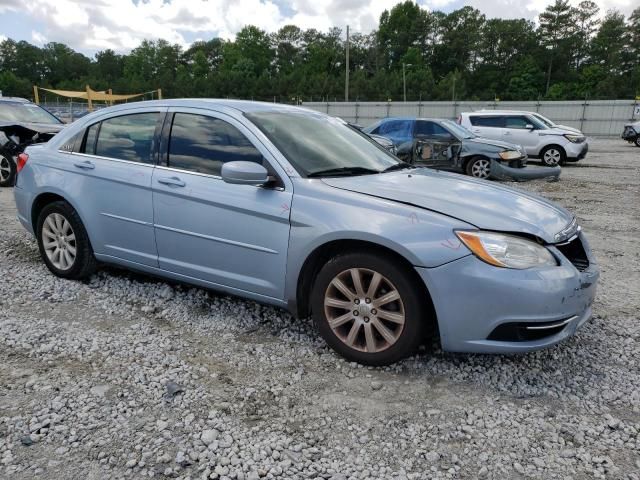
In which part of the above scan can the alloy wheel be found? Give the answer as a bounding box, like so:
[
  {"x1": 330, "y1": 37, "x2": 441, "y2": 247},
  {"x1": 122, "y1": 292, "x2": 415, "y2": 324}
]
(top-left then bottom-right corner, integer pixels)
[
  {"x1": 470, "y1": 159, "x2": 490, "y2": 178},
  {"x1": 324, "y1": 268, "x2": 405, "y2": 353},
  {"x1": 543, "y1": 149, "x2": 562, "y2": 166},
  {"x1": 635, "y1": 136, "x2": 640, "y2": 147},
  {"x1": 0, "y1": 155, "x2": 11, "y2": 183},
  {"x1": 41, "y1": 212, "x2": 77, "y2": 271}
]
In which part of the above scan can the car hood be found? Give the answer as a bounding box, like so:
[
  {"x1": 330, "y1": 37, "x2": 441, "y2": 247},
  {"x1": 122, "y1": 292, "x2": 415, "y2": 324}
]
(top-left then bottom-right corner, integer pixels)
[
  {"x1": 465, "y1": 136, "x2": 521, "y2": 151},
  {"x1": 0, "y1": 121, "x2": 65, "y2": 135},
  {"x1": 554, "y1": 124, "x2": 582, "y2": 134},
  {"x1": 322, "y1": 169, "x2": 574, "y2": 244},
  {"x1": 543, "y1": 126, "x2": 583, "y2": 136}
]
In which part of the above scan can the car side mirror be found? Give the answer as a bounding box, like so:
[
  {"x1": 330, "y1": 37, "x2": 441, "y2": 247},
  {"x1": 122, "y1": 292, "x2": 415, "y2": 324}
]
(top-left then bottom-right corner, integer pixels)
[
  {"x1": 221, "y1": 161, "x2": 269, "y2": 186},
  {"x1": 525, "y1": 124, "x2": 535, "y2": 130}
]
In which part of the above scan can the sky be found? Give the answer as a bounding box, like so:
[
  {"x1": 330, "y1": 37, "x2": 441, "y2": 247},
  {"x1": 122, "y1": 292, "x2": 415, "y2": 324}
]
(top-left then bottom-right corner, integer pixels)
[{"x1": 0, "y1": 0, "x2": 637, "y2": 55}]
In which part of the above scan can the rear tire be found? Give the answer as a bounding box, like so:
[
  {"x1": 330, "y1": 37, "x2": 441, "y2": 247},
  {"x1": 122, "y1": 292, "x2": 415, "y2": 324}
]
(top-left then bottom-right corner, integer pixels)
[
  {"x1": 311, "y1": 252, "x2": 427, "y2": 366},
  {"x1": 540, "y1": 145, "x2": 566, "y2": 166},
  {"x1": 0, "y1": 152, "x2": 16, "y2": 187},
  {"x1": 36, "y1": 201, "x2": 97, "y2": 280},
  {"x1": 635, "y1": 136, "x2": 640, "y2": 147}
]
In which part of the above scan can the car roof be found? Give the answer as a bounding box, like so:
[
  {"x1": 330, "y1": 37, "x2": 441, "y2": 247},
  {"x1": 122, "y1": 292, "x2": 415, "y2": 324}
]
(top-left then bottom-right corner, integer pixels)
[
  {"x1": 0, "y1": 97, "x2": 32, "y2": 104},
  {"x1": 380, "y1": 117, "x2": 446, "y2": 122},
  {"x1": 466, "y1": 110, "x2": 536, "y2": 115},
  {"x1": 84, "y1": 99, "x2": 318, "y2": 115}
]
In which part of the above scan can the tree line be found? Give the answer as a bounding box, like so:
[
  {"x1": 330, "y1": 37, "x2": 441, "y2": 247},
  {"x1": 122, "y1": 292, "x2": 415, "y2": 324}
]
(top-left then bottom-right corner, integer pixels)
[{"x1": 0, "y1": 0, "x2": 639, "y2": 103}]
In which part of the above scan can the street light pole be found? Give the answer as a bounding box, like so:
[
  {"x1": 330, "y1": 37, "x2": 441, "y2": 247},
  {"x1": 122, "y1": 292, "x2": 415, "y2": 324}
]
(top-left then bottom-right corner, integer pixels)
[
  {"x1": 345, "y1": 25, "x2": 350, "y2": 102},
  {"x1": 403, "y1": 63, "x2": 412, "y2": 102}
]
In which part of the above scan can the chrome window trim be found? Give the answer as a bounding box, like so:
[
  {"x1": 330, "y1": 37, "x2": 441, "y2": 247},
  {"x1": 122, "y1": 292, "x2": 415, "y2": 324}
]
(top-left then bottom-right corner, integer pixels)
[
  {"x1": 62, "y1": 151, "x2": 155, "y2": 168},
  {"x1": 156, "y1": 164, "x2": 222, "y2": 180},
  {"x1": 155, "y1": 165, "x2": 285, "y2": 191}
]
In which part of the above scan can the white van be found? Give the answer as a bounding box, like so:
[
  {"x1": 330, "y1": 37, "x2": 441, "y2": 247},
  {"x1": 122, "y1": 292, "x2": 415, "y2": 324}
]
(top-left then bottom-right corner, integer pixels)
[{"x1": 458, "y1": 110, "x2": 588, "y2": 166}]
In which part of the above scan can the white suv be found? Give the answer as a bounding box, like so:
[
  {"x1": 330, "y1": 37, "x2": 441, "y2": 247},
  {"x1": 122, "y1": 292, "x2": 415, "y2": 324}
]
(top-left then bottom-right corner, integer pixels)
[{"x1": 458, "y1": 110, "x2": 588, "y2": 166}]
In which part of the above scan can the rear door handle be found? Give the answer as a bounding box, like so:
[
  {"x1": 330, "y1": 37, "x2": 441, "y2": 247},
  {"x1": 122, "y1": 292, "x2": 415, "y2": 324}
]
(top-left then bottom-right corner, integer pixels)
[
  {"x1": 504, "y1": 132, "x2": 511, "y2": 135},
  {"x1": 73, "y1": 160, "x2": 95, "y2": 170},
  {"x1": 157, "y1": 176, "x2": 186, "y2": 187}
]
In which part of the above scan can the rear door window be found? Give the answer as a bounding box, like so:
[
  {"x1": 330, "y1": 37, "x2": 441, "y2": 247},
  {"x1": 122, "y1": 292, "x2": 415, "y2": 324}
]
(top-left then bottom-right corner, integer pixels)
[
  {"x1": 167, "y1": 113, "x2": 263, "y2": 176},
  {"x1": 470, "y1": 116, "x2": 504, "y2": 128},
  {"x1": 82, "y1": 123, "x2": 100, "y2": 155},
  {"x1": 94, "y1": 113, "x2": 159, "y2": 163}
]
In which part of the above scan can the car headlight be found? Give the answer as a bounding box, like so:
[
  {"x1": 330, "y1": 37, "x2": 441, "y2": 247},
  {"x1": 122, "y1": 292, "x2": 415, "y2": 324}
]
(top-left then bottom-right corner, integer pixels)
[
  {"x1": 498, "y1": 150, "x2": 521, "y2": 160},
  {"x1": 455, "y1": 230, "x2": 557, "y2": 269},
  {"x1": 564, "y1": 134, "x2": 585, "y2": 143}
]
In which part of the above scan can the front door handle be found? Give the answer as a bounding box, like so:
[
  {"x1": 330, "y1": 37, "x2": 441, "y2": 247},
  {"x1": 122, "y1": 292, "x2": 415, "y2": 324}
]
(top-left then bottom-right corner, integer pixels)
[
  {"x1": 157, "y1": 176, "x2": 186, "y2": 187},
  {"x1": 504, "y1": 131, "x2": 511, "y2": 135},
  {"x1": 73, "y1": 160, "x2": 95, "y2": 170}
]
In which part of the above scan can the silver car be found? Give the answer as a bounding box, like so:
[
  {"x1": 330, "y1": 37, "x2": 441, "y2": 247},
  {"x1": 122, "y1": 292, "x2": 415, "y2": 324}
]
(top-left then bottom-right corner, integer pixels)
[
  {"x1": 13, "y1": 100, "x2": 599, "y2": 365},
  {"x1": 459, "y1": 110, "x2": 589, "y2": 166}
]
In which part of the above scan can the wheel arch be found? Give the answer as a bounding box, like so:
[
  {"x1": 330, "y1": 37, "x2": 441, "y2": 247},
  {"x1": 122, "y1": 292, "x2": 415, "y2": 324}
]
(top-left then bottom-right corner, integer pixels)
[
  {"x1": 462, "y1": 154, "x2": 490, "y2": 170},
  {"x1": 294, "y1": 239, "x2": 438, "y2": 336},
  {"x1": 30, "y1": 191, "x2": 94, "y2": 249},
  {"x1": 541, "y1": 143, "x2": 567, "y2": 157}
]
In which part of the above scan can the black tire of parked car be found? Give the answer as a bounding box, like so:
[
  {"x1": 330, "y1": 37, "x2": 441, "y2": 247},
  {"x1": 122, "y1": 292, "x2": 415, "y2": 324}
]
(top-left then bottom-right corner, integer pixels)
[
  {"x1": 36, "y1": 200, "x2": 97, "y2": 280},
  {"x1": 311, "y1": 252, "x2": 427, "y2": 366},
  {"x1": 0, "y1": 152, "x2": 16, "y2": 188},
  {"x1": 540, "y1": 145, "x2": 567, "y2": 166},
  {"x1": 635, "y1": 136, "x2": 640, "y2": 147}
]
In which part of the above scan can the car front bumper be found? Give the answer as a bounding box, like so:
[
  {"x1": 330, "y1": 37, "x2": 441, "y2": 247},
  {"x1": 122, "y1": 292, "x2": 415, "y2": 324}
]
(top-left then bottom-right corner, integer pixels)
[
  {"x1": 489, "y1": 159, "x2": 561, "y2": 182},
  {"x1": 566, "y1": 141, "x2": 589, "y2": 161},
  {"x1": 416, "y1": 232, "x2": 599, "y2": 353}
]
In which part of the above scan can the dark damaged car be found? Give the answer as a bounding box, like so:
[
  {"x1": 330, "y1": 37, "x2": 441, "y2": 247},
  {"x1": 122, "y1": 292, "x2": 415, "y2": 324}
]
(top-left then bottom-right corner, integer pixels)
[
  {"x1": 0, "y1": 97, "x2": 65, "y2": 187},
  {"x1": 363, "y1": 117, "x2": 561, "y2": 181}
]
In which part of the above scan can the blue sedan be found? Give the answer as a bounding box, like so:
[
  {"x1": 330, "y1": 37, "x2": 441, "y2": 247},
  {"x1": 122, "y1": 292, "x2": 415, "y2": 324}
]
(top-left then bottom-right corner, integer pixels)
[{"x1": 13, "y1": 100, "x2": 598, "y2": 365}]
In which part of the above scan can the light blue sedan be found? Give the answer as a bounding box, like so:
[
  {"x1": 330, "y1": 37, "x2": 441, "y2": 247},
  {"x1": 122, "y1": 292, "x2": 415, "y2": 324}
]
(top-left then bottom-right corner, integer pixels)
[{"x1": 13, "y1": 100, "x2": 599, "y2": 365}]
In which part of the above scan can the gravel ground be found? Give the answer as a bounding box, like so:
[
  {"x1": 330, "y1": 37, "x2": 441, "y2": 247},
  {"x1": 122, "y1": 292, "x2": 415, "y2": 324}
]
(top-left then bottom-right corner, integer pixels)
[{"x1": 0, "y1": 138, "x2": 639, "y2": 480}]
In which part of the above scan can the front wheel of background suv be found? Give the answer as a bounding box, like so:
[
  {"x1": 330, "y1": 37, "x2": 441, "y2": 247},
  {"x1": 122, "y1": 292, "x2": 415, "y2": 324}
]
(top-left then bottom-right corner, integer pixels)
[
  {"x1": 0, "y1": 152, "x2": 16, "y2": 187},
  {"x1": 311, "y1": 252, "x2": 428, "y2": 366},
  {"x1": 540, "y1": 145, "x2": 566, "y2": 166},
  {"x1": 36, "y1": 201, "x2": 97, "y2": 280}
]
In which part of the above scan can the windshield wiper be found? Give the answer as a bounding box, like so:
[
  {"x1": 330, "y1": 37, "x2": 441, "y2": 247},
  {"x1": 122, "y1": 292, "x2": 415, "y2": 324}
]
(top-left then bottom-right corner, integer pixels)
[
  {"x1": 381, "y1": 162, "x2": 414, "y2": 173},
  {"x1": 307, "y1": 166, "x2": 380, "y2": 178}
]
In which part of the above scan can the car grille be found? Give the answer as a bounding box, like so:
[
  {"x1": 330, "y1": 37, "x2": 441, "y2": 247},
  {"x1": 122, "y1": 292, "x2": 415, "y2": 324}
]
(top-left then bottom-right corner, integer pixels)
[{"x1": 555, "y1": 235, "x2": 589, "y2": 271}]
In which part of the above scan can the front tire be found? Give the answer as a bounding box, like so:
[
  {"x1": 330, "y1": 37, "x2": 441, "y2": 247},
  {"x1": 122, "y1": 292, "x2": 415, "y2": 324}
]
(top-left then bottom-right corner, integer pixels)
[
  {"x1": 465, "y1": 156, "x2": 491, "y2": 179},
  {"x1": 311, "y1": 252, "x2": 427, "y2": 366},
  {"x1": 540, "y1": 145, "x2": 566, "y2": 166},
  {"x1": 0, "y1": 152, "x2": 16, "y2": 187},
  {"x1": 36, "y1": 201, "x2": 97, "y2": 280},
  {"x1": 635, "y1": 136, "x2": 640, "y2": 147}
]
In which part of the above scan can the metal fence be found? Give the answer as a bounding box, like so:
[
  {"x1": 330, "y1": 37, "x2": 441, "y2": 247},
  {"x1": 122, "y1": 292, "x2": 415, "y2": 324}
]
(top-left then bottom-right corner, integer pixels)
[
  {"x1": 302, "y1": 100, "x2": 640, "y2": 137},
  {"x1": 40, "y1": 101, "x2": 108, "y2": 123}
]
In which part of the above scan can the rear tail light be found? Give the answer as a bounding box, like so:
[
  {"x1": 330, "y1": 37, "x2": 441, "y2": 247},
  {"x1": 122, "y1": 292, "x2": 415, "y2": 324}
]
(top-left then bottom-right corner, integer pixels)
[{"x1": 16, "y1": 153, "x2": 29, "y2": 172}]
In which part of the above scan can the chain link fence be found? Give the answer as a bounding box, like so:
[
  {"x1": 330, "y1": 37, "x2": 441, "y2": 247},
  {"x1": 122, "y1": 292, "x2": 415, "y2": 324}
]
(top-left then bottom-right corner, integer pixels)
[{"x1": 302, "y1": 99, "x2": 640, "y2": 137}]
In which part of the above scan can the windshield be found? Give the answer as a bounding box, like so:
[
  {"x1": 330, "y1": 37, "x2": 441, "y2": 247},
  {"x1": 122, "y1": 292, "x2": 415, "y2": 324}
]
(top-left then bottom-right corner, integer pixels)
[
  {"x1": 0, "y1": 102, "x2": 62, "y2": 124},
  {"x1": 246, "y1": 111, "x2": 402, "y2": 177},
  {"x1": 532, "y1": 113, "x2": 555, "y2": 128},
  {"x1": 442, "y1": 120, "x2": 475, "y2": 139}
]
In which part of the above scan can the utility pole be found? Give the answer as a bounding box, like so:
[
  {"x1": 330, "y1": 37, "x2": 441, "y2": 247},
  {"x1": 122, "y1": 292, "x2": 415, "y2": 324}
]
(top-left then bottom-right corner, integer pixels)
[
  {"x1": 345, "y1": 25, "x2": 349, "y2": 102},
  {"x1": 403, "y1": 63, "x2": 412, "y2": 102}
]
